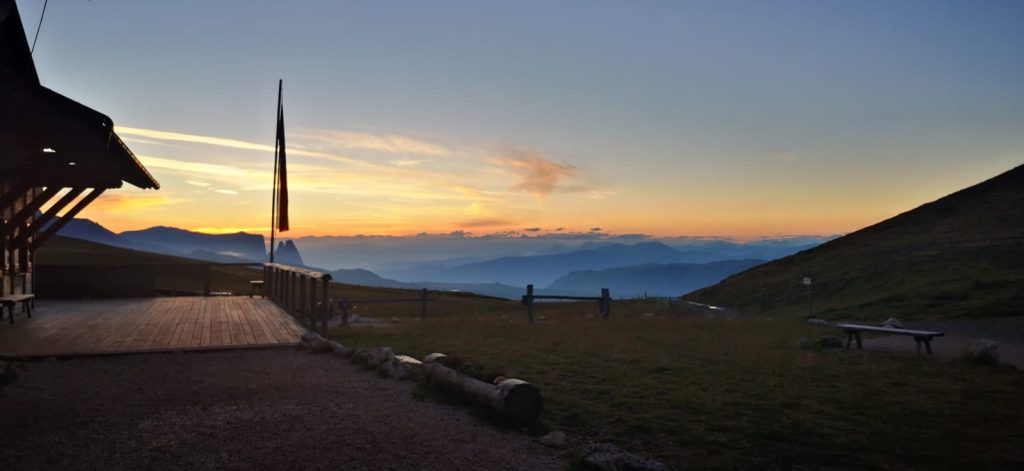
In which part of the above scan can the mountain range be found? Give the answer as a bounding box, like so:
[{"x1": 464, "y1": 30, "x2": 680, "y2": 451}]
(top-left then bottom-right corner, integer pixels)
[{"x1": 53, "y1": 219, "x2": 825, "y2": 299}]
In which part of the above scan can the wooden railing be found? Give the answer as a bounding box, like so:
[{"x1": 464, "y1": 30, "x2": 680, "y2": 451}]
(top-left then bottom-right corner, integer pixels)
[{"x1": 263, "y1": 263, "x2": 333, "y2": 335}]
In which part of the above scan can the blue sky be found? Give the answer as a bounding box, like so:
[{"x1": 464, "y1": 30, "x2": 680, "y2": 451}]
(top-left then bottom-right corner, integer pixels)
[{"x1": 19, "y1": 0, "x2": 1024, "y2": 237}]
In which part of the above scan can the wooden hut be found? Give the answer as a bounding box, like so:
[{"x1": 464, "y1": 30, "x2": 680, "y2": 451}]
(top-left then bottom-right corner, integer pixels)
[{"x1": 1, "y1": 0, "x2": 159, "y2": 299}]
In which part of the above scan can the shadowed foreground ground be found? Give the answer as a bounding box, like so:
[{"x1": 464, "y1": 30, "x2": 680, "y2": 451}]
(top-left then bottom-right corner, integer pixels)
[{"x1": 0, "y1": 349, "x2": 561, "y2": 471}]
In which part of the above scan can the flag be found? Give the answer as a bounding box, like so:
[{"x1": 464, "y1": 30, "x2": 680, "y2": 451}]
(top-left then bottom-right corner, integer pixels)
[{"x1": 275, "y1": 81, "x2": 289, "y2": 232}]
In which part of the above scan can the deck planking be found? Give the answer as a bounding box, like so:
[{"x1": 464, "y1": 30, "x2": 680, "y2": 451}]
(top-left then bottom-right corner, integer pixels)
[{"x1": 0, "y1": 297, "x2": 303, "y2": 357}]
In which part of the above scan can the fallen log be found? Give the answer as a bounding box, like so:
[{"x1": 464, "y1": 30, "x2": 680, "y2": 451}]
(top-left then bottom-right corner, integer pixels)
[{"x1": 423, "y1": 353, "x2": 542, "y2": 424}]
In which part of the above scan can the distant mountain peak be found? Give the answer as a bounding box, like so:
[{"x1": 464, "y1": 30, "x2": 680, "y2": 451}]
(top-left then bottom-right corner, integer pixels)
[{"x1": 274, "y1": 240, "x2": 305, "y2": 267}]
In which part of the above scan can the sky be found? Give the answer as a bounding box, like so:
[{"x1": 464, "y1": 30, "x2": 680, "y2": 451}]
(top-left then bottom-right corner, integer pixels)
[{"x1": 19, "y1": 0, "x2": 1024, "y2": 239}]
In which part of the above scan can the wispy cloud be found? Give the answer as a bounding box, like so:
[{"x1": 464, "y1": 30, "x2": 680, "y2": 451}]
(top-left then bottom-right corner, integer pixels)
[
  {"x1": 391, "y1": 159, "x2": 425, "y2": 167},
  {"x1": 215, "y1": 189, "x2": 239, "y2": 195},
  {"x1": 118, "y1": 126, "x2": 376, "y2": 168},
  {"x1": 185, "y1": 180, "x2": 211, "y2": 187},
  {"x1": 491, "y1": 146, "x2": 577, "y2": 198},
  {"x1": 459, "y1": 217, "x2": 520, "y2": 228},
  {"x1": 294, "y1": 129, "x2": 452, "y2": 157}
]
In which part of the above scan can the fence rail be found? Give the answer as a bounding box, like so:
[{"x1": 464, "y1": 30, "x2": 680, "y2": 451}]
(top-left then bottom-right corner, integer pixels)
[
  {"x1": 521, "y1": 284, "x2": 611, "y2": 323},
  {"x1": 337, "y1": 288, "x2": 434, "y2": 325},
  {"x1": 263, "y1": 263, "x2": 333, "y2": 335}
]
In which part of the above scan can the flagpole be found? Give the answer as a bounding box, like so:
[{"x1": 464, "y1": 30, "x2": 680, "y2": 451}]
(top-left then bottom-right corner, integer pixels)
[{"x1": 269, "y1": 79, "x2": 282, "y2": 263}]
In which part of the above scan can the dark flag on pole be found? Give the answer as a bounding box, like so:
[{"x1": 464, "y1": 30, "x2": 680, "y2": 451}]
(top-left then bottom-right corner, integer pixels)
[
  {"x1": 269, "y1": 80, "x2": 288, "y2": 263},
  {"x1": 274, "y1": 80, "x2": 289, "y2": 232}
]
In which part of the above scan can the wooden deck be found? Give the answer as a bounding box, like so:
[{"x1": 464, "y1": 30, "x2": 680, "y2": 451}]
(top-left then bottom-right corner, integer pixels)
[{"x1": 0, "y1": 297, "x2": 304, "y2": 358}]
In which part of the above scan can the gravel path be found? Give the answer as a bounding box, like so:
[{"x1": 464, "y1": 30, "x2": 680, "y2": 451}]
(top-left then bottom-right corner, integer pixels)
[
  {"x1": 0, "y1": 349, "x2": 562, "y2": 471},
  {"x1": 858, "y1": 317, "x2": 1024, "y2": 368}
]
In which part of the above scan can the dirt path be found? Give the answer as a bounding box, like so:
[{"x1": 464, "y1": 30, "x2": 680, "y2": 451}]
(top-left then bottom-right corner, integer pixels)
[
  {"x1": 857, "y1": 317, "x2": 1024, "y2": 369},
  {"x1": 0, "y1": 349, "x2": 562, "y2": 471}
]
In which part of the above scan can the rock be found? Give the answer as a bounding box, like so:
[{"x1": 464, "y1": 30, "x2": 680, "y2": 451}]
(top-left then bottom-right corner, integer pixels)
[
  {"x1": 581, "y1": 442, "x2": 666, "y2": 471},
  {"x1": 816, "y1": 336, "x2": 843, "y2": 349},
  {"x1": 537, "y1": 431, "x2": 568, "y2": 448},
  {"x1": 383, "y1": 354, "x2": 423, "y2": 380},
  {"x1": 881, "y1": 317, "x2": 903, "y2": 329},
  {"x1": 492, "y1": 375, "x2": 507, "y2": 385},
  {"x1": 366, "y1": 347, "x2": 395, "y2": 369},
  {"x1": 969, "y1": 339, "x2": 999, "y2": 364},
  {"x1": 796, "y1": 337, "x2": 812, "y2": 350},
  {"x1": 806, "y1": 318, "x2": 829, "y2": 326},
  {"x1": 300, "y1": 331, "x2": 333, "y2": 353},
  {"x1": 351, "y1": 348, "x2": 369, "y2": 365}
]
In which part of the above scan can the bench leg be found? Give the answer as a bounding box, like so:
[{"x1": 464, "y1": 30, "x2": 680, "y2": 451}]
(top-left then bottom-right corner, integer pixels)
[
  {"x1": 25, "y1": 300, "x2": 31, "y2": 318},
  {"x1": 6, "y1": 305, "x2": 12, "y2": 325},
  {"x1": 845, "y1": 332, "x2": 853, "y2": 350},
  {"x1": 855, "y1": 332, "x2": 863, "y2": 350}
]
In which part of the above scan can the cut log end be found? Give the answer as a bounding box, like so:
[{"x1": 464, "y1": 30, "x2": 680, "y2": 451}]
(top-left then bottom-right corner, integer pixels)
[{"x1": 498, "y1": 379, "x2": 542, "y2": 424}]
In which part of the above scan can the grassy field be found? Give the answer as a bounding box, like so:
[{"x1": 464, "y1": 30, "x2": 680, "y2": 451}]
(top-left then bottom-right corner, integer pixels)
[
  {"x1": 38, "y1": 236, "x2": 1024, "y2": 469},
  {"x1": 328, "y1": 300, "x2": 1024, "y2": 470}
]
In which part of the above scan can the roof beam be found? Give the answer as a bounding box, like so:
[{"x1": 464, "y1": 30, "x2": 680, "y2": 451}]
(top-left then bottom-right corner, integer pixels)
[
  {"x1": 0, "y1": 185, "x2": 61, "y2": 237},
  {"x1": 13, "y1": 187, "x2": 85, "y2": 245},
  {"x1": 31, "y1": 188, "x2": 104, "y2": 251}
]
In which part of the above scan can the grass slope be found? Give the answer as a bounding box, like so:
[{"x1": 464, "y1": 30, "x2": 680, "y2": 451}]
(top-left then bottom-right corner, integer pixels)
[
  {"x1": 686, "y1": 164, "x2": 1024, "y2": 321},
  {"x1": 331, "y1": 304, "x2": 1024, "y2": 470}
]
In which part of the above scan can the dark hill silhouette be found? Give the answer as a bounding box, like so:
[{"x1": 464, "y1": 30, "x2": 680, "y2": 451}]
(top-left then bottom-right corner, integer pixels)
[
  {"x1": 548, "y1": 259, "x2": 765, "y2": 297},
  {"x1": 118, "y1": 226, "x2": 266, "y2": 262},
  {"x1": 686, "y1": 164, "x2": 1024, "y2": 320}
]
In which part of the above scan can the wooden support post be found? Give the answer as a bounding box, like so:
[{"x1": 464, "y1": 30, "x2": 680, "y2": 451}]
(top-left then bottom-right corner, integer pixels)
[
  {"x1": 421, "y1": 288, "x2": 428, "y2": 321},
  {"x1": 525, "y1": 284, "x2": 534, "y2": 324},
  {"x1": 309, "y1": 276, "x2": 318, "y2": 331},
  {"x1": 299, "y1": 275, "x2": 307, "y2": 326},
  {"x1": 202, "y1": 264, "x2": 211, "y2": 296},
  {"x1": 340, "y1": 298, "x2": 350, "y2": 326},
  {"x1": 321, "y1": 277, "x2": 330, "y2": 334},
  {"x1": 600, "y1": 288, "x2": 611, "y2": 319}
]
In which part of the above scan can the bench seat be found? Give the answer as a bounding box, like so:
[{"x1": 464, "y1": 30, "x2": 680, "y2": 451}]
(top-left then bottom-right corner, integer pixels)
[
  {"x1": 0, "y1": 294, "x2": 35, "y2": 324},
  {"x1": 835, "y1": 323, "x2": 944, "y2": 356}
]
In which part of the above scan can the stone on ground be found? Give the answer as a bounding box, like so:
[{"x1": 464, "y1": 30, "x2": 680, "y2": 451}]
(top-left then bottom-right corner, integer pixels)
[
  {"x1": 581, "y1": 442, "x2": 667, "y2": 471},
  {"x1": 537, "y1": 431, "x2": 568, "y2": 448}
]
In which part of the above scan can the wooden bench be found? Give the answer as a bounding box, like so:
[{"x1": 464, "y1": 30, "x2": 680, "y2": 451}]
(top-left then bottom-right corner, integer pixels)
[
  {"x1": 249, "y1": 280, "x2": 265, "y2": 298},
  {"x1": 835, "y1": 323, "x2": 944, "y2": 357},
  {"x1": 0, "y1": 294, "x2": 35, "y2": 324}
]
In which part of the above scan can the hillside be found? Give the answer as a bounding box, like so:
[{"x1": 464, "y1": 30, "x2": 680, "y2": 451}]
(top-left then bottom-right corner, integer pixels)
[
  {"x1": 686, "y1": 164, "x2": 1024, "y2": 320},
  {"x1": 548, "y1": 259, "x2": 764, "y2": 297}
]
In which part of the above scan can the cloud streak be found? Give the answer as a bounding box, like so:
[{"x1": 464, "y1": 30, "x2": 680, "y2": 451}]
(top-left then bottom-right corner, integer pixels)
[{"x1": 293, "y1": 129, "x2": 452, "y2": 157}]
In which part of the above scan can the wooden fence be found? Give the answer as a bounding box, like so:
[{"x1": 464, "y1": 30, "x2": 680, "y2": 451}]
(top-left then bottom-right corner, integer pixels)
[
  {"x1": 337, "y1": 288, "x2": 435, "y2": 326},
  {"x1": 264, "y1": 263, "x2": 333, "y2": 335},
  {"x1": 521, "y1": 284, "x2": 611, "y2": 323}
]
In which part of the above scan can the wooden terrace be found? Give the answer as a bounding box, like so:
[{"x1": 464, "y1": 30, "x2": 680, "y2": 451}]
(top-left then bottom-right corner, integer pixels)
[{"x1": 0, "y1": 296, "x2": 303, "y2": 358}]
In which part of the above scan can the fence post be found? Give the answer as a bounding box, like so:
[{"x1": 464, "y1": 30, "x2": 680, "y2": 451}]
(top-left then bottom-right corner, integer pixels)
[
  {"x1": 309, "y1": 276, "x2": 317, "y2": 331},
  {"x1": 203, "y1": 264, "x2": 211, "y2": 296},
  {"x1": 321, "y1": 277, "x2": 330, "y2": 335},
  {"x1": 420, "y1": 288, "x2": 428, "y2": 321},
  {"x1": 299, "y1": 275, "x2": 308, "y2": 327},
  {"x1": 340, "y1": 298, "x2": 350, "y2": 326},
  {"x1": 525, "y1": 284, "x2": 534, "y2": 324},
  {"x1": 601, "y1": 288, "x2": 611, "y2": 319}
]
